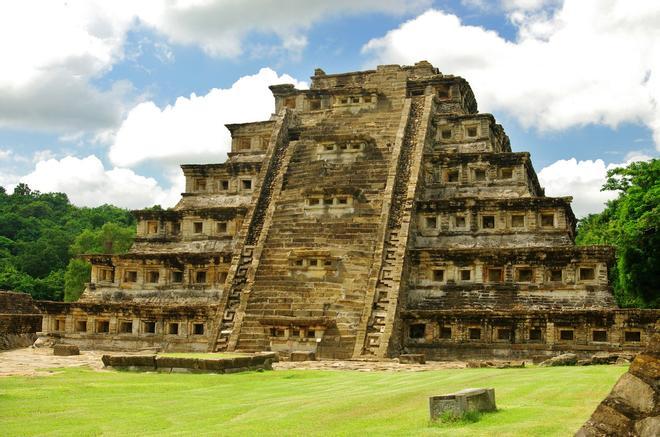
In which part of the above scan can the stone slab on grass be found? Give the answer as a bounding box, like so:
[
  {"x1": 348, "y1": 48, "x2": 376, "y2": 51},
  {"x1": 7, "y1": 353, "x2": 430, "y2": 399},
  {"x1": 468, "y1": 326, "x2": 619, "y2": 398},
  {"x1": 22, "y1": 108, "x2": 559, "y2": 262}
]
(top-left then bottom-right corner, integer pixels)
[
  {"x1": 429, "y1": 388, "x2": 496, "y2": 421},
  {"x1": 53, "y1": 344, "x2": 79, "y2": 356},
  {"x1": 102, "y1": 353, "x2": 275, "y2": 374}
]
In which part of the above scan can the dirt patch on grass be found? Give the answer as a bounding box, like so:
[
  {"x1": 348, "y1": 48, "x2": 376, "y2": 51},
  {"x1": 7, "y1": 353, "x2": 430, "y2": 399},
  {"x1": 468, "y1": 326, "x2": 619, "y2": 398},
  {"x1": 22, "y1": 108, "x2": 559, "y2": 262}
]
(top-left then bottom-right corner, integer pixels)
[
  {"x1": 1, "y1": 347, "x2": 468, "y2": 376},
  {"x1": 0, "y1": 347, "x2": 107, "y2": 377}
]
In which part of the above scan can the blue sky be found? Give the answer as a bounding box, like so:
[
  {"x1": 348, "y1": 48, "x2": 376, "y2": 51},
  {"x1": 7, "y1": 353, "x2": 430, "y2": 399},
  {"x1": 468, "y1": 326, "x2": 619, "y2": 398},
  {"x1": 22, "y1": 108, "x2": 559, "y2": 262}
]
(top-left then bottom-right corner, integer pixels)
[{"x1": 0, "y1": 0, "x2": 657, "y2": 217}]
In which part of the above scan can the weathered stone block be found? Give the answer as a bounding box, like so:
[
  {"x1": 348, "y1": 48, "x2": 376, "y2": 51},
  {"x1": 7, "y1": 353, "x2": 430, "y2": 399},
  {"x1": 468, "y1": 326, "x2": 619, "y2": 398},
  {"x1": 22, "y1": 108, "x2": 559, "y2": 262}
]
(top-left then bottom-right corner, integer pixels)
[
  {"x1": 155, "y1": 356, "x2": 198, "y2": 372},
  {"x1": 609, "y1": 373, "x2": 655, "y2": 414},
  {"x1": 290, "y1": 351, "x2": 316, "y2": 362},
  {"x1": 630, "y1": 353, "x2": 660, "y2": 380},
  {"x1": 53, "y1": 344, "x2": 79, "y2": 356},
  {"x1": 399, "y1": 354, "x2": 425, "y2": 364},
  {"x1": 197, "y1": 358, "x2": 229, "y2": 372},
  {"x1": 232, "y1": 356, "x2": 252, "y2": 368},
  {"x1": 429, "y1": 388, "x2": 496, "y2": 420},
  {"x1": 576, "y1": 403, "x2": 633, "y2": 437},
  {"x1": 539, "y1": 353, "x2": 577, "y2": 367},
  {"x1": 106, "y1": 354, "x2": 156, "y2": 370},
  {"x1": 635, "y1": 416, "x2": 660, "y2": 437}
]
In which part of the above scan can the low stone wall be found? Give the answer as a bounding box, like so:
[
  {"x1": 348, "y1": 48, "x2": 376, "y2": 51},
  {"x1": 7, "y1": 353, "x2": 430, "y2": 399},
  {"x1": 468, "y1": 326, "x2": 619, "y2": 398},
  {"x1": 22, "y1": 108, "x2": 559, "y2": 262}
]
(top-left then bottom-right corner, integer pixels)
[
  {"x1": 0, "y1": 291, "x2": 42, "y2": 350},
  {"x1": 102, "y1": 352, "x2": 278, "y2": 374},
  {"x1": 401, "y1": 308, "x2": 660, "y2": 360}
]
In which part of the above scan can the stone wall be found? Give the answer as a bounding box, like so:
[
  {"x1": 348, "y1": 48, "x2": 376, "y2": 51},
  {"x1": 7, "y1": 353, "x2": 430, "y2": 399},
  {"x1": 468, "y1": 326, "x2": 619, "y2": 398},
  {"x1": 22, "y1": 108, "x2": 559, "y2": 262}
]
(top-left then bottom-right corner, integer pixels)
[
  {"x1": 401, "y1": 309, "x2": 659, "y2": 360},
  {"x1": 0, "y1": 291, "x2": 42, "y2": 350}
]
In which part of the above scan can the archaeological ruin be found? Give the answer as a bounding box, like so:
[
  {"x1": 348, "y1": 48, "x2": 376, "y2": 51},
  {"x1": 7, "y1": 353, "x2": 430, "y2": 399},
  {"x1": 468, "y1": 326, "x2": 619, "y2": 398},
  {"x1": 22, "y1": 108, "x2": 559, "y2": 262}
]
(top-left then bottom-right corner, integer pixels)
[{"x1": 35, "y1": 62, "x2": 658, "y2": 359}]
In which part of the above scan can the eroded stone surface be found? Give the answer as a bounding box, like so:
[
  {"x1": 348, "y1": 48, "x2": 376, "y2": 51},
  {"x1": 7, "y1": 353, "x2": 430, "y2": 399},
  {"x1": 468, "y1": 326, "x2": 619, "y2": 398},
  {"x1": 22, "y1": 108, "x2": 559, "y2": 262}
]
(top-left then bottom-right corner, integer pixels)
[
  {"x1": 539, "y1": 353, "x2": 577, "y2": 367},
  {"x1": 577, "y1": 335, "x2": 660, "y2": 437},
  {"x1": 429, "y1": 388, "x2": 496, "y2": 420}
]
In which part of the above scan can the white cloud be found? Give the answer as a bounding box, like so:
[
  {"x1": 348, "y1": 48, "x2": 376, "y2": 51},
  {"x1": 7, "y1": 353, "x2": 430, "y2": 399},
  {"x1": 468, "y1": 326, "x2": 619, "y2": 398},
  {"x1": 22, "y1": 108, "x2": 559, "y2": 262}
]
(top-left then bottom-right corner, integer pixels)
[
  {"x1": 0, "y1": 149, "x2": 12, "y2": 160},
  {"x1": 0, "y1": 0, "x2": 430, "y2": 134},
  {"x1": 362, "y1": 1, "x2": 660, "y2": 150},
  {"x1": 19, "y1": 155, "x2": 182, "y2": 209},
  {"x1": 139, "y1": 0, "x2": 431, "y2": 59},
  {"x1": 109, "y1": 68, "x2": 306, "y2": 167},
  {"x1": 32, "y1": 150, "x2": 57, "y2": 163},
  {"x1": 538, "y1": 153, "x2": 653, "y2": 217},
  {"x1": 0, "y1": 1, "x2": 148, "y2": 132}
]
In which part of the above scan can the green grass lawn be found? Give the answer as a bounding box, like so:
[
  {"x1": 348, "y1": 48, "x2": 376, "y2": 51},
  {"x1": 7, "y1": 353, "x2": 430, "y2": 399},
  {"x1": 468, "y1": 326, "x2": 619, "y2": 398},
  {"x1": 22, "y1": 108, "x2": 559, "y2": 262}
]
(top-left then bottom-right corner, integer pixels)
[{"x1": 0, "y1": 365, "x2": 624, "y2": 436}]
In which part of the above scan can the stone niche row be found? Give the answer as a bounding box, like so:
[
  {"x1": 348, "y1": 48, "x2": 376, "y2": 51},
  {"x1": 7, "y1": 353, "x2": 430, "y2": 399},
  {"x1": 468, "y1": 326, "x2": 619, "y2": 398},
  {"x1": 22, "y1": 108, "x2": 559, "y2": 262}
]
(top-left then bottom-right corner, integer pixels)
[
  {"x1": 47, "y1": 315, "x2": 208, "y2": 338},
  {"x1": 417, "y1": 209, "x2": 567, "y2": 233},
  {"x1": 188, "y1": 175, "x2": 256, "y2": 194},
  {"x1": 404, "y1": 320, "x2": 647, "y2": 347},
  {"x1": 93, "y1": 265, "x2": 230, "y2": 288},
  {"x1": 425, "y1": 163, "x2": 525, "y2": 185},
  {"x1": 136, "y1": 217, "x2": 241, "y2": 239},
  {"x1": 414, "y1": 262, "x2": 604, "y2": 286}
]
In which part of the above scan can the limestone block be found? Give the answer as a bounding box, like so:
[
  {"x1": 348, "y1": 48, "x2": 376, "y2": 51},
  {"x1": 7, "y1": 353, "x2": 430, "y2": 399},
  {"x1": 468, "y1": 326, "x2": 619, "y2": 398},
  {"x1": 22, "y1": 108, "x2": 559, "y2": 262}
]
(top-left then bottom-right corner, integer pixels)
[
  {"x1": 630, "y1": 353, "x2": 660, "y2": 381},
  {"x1": 539, "y1": 353, "x2": 577, "y2": 367},
  {"x1": 156, "y1": 356, "x2": 198, "y2": 372},
  {"x1": 635, "y1": 416, "x2": 660, "y2": 437},
  {"x1": 197, "y1": 358, "x2": 230, "y2": 372},
  {"x1": 575, "y1": 403, "x2": 633, "y2": 437},
  {"x1": 429, "y1": 388, "x2": 496, "y2": 420},
  {"x1": 399, "y1": 354, "x2": 425, "y2": 364},
  {"x1": 106, "y1": 354, "x2": 156, "y2": 370},
  {"x1": 53, "y1": 344, "x2": 79, "y2": 356},
  {"x1": 591, "y1": 352, "x2": 619, "y2": 365},
  {"x1": 609, "y1": 373, "x2": 655, "y2": 414},
  {"x1": 290, "y1": 351, "x2": 316, "y2": 362}
]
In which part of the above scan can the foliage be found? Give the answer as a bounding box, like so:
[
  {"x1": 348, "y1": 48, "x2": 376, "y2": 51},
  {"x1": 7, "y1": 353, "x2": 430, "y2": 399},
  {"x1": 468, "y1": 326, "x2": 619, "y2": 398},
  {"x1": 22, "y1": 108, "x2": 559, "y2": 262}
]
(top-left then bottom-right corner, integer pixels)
[
  {"x1": 0, "y1": 365, "x2": 626, "y2": 436},
  {"x1": 63, "y1": 259, "x2": 92, "y2": 302},
  {"x1": 576, "y1": 159, "x2": 659, "y2": 307},
  {"x1": 0, "y1": 184, "x2": 135, "y2": 301}
]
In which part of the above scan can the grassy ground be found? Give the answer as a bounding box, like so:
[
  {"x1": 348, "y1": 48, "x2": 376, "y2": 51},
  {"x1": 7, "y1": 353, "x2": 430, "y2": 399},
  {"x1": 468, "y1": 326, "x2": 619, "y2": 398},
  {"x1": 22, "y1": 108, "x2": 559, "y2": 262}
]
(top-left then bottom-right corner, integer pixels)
[{"x1": 0, "y1": 365, "x2": 624, "y2": 436}]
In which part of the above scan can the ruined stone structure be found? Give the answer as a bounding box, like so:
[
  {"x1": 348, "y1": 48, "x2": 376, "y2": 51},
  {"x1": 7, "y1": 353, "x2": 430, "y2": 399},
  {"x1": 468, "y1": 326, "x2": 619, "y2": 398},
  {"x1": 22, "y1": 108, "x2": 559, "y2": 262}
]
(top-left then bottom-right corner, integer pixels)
[
  {"x1": 37, "y1": 62, "x2": 658, "y2": 358},
  {"x1": 0, "y1": 291, "x2": 42, "y2": 350}
]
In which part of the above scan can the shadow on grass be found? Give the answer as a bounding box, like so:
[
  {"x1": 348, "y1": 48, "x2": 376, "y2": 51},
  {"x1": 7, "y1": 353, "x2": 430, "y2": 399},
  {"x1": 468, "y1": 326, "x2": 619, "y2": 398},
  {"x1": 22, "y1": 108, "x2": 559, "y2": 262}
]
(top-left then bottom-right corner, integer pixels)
[{"x1": 428, "y1": 409, "x2": 500, "y2": 428}]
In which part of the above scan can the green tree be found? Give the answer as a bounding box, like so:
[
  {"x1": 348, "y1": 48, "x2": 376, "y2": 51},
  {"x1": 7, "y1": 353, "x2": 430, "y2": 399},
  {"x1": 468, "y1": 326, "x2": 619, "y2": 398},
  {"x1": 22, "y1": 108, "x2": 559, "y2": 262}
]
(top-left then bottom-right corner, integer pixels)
[
  {"x1": 575, "y1": 159, "x2": 659, "y2": 307},
  {"x1": 0, "y1": 183, "x2": 135, "y2": 301},
  {"x1": 64, "y1": 259, "x2": 92, "y2": 302},
  {"x1": 63, "y1": 222, "x2": 135, "y2": 301},
  {"x1": 70, "y1": 222, "x2": 135, "y2": 255}
]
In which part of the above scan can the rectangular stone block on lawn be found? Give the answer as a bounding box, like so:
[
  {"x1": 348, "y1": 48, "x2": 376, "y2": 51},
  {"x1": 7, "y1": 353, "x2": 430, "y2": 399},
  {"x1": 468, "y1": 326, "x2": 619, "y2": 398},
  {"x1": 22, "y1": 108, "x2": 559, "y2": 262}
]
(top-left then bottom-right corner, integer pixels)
[
  {"x1": 53, "y1": 344, "x2": 79, "y2": 356},
  {"x1": 429, "y1": 388, "x2": 496, "y2": 421}
]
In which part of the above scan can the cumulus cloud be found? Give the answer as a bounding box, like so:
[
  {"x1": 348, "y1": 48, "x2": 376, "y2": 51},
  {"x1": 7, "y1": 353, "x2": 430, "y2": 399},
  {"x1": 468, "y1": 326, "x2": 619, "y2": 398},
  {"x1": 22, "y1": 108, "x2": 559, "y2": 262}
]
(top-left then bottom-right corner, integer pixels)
[
  {"x1": 362, "y1": 1, "x2": 660, "y2": 149},
  {"x1": 109, "y1": 68, "x2": 306, "y2": 167},
  {"x1": 19, "y1": 155, "x2": 182, "y2": 209},
  {"x1": 0, "y1": 1, "x2": 430, "y2": 134},
  {"x1": 538, "y1": 152, "x2": 653, "y2": 217},
  {"x1": 139, "y1": 0, "x2": 431, "y2": 58},
  {"x1": 0, "y1": 1, "x2": 145, "y2": 132}
]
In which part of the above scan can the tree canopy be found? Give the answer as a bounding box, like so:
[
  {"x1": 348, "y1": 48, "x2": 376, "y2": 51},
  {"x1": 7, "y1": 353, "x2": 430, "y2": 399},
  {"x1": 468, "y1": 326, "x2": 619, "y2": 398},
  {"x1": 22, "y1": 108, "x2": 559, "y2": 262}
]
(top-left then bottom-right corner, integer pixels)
[
  {"x1": 0, "y1": 184, "x2": 135, "y2": 301},
  {"x1": 575, "y1": 159, "x2": 659, "y2": 308}
]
